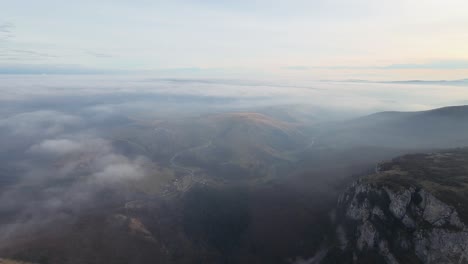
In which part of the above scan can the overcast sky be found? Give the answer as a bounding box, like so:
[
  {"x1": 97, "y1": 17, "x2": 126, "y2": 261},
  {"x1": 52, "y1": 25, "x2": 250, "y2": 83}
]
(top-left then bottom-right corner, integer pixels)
[{"x1": 1, "y1": 0, "x2": 468, "y2": 80}]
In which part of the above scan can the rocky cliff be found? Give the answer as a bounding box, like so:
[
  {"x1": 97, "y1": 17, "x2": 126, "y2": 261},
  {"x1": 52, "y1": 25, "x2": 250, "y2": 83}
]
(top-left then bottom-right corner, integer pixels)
[{"x1": 323, "y1": 149, "x2": 468, "y2": 264}]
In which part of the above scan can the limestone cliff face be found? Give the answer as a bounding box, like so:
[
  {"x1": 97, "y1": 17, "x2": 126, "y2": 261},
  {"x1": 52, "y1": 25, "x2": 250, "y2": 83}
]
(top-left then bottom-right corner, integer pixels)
[{"x1": 328, "y1": 180, "x2": 468, "y2": 264}]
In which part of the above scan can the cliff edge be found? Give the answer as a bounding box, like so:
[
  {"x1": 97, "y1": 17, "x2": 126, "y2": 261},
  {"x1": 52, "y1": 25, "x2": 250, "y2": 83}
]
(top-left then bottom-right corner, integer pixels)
[{"x1": 323, "y1": 149, "x2": 468, "y2": 264}]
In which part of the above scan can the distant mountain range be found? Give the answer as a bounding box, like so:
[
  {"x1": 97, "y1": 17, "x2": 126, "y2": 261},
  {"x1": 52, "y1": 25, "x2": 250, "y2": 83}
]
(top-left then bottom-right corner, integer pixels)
[
  {"x1": 317, "y1": 105, "x2": 468, "y2": 149},
  {"x1": 332, "y1": 78, "x2": 468, "y2": 86},
  {"x1": 383, "y1": 79, "x2": 468, "y2": 86}
]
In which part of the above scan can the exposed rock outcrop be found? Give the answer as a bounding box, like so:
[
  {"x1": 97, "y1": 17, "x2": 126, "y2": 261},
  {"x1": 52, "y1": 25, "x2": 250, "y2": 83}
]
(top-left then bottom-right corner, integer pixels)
[{"x1": 323, "y1": 150, "x2": 468, "y2": 264}]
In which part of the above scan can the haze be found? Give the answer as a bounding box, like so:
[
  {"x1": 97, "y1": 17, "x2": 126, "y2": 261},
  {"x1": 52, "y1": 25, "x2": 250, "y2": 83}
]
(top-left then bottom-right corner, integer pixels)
[{"x1": 2, "y1": 1, "x2": 468, "y2": 264}]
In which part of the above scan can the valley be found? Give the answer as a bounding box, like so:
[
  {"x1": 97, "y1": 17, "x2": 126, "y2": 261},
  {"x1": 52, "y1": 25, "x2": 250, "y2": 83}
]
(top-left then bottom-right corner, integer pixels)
[{"x1": 2, "y1": 104, "x2": 468, "y2": 264}]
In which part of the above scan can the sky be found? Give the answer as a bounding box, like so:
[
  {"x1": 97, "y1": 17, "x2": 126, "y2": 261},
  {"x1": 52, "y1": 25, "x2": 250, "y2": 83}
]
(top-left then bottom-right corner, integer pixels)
[{"x1": 1, "y1": 0, "x2": 468, "y2": 80}]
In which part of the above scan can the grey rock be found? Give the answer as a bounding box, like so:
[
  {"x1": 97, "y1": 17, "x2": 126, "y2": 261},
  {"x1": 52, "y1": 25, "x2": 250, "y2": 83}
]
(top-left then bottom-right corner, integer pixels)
[
  {"x1": 357, "y1": 220, "x2": 377, "y2": 250},
  {"x1": 414, "y1": 228, "x2": 468, "y2": 264},
  {"x1": 422, "y1": 192, "x2": 453, "y2": 226},
  {"x1": 372, "y1": 206, "x2": 385, "y2": 220},
  {"x1": 336, "y1": 181, "x2": 468, "y2": 264},
  {"x1": 401, "y1": 214, "x2": 416, "y2": 229},
  {"x1": 385, "y1": 187, "x2": 412, "y2": 220}
]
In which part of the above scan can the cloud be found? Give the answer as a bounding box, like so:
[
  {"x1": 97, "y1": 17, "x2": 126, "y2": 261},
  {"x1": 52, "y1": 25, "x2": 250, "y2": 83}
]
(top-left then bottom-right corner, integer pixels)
[
  {"x1": 382, "y1": 60, "x2": 468, "y2": 70},
  {"x1": 0, "y1": 22, "x2": 14, "y2": 33},
  {"x1": 290, "y1": 60, "x2": 468, "y2": 71},
  {"x1": 26, "y1": 135, "x2": 148, "y2": 183},
  {"x1": 93, "y1": 160, "x2": 147, "y2": 182},
  {"x1": 0, "y1": 73, "x2": 467, "y2": 249},
  {"x1": 1, "y1": 75, "x2": 465, "y2": 117},
  {"x1": 0, "y1": 49, "x2": 59, "y2": 59},
  {"x1": 0, "y1": 110, "x2": 83, "y2": 136},
  {"x1": 87, "y1": 51, "x2": 114, "y2": 58},
  {"x1": 29, "y1": 139, "x2": 84, "y2": 155},
  {"x1": 283, "y1": 66, "x2": 310, "y2": 71},
  {"x1": 0, "y1": 22, "x2": 14, "y2": 41},
  {"x1": 0, "y1": 63, "x2": 123, "y2": 75},
  {"x1": 0, "y1": 133, "x2": 151, "y2": 245}
]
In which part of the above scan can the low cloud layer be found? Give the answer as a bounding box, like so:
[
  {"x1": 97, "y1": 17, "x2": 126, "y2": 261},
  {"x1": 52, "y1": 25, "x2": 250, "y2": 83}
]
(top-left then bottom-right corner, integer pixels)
[
  {"x1": 0, "y1": 108, "x2": 152, "y2": 246},
  {"x1": 0, "y1": 75, "x2": 467, "y2": 248},
  {"x1": 0, "y1": 110, "x2": 83, "y2": 136},
  {"x1": 29, "y1": 139, "x2": 85, "y2": 155},
  {"x1": 1, "y1": 75, "x2": 467, "y2": 116}
]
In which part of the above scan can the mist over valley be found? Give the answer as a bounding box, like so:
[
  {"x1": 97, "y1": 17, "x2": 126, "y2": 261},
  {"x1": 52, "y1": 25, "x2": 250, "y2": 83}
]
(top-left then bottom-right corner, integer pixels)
[{"x1": 0, "y1": 75, "x2": 468, "y2": 263}]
